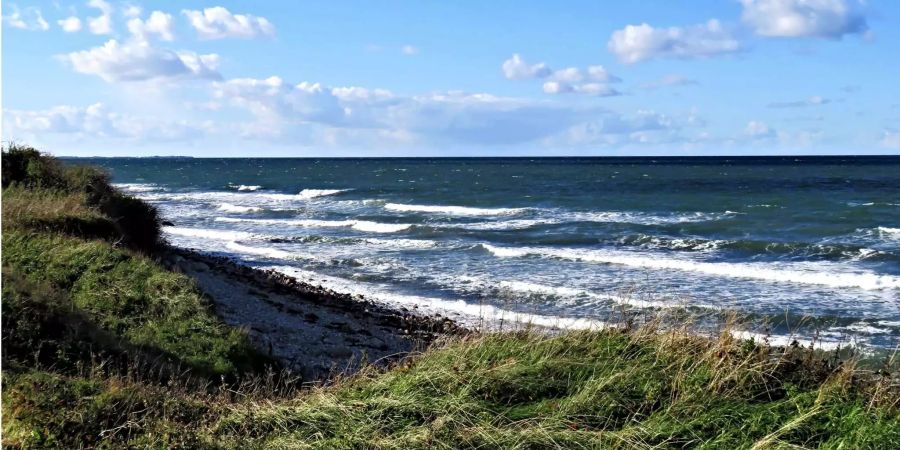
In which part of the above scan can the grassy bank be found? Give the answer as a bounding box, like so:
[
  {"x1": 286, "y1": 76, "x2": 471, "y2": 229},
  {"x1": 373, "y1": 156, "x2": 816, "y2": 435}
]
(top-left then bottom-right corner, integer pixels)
[{"x1": 2, "y1": 146, "x2": 898, "y2": 448}]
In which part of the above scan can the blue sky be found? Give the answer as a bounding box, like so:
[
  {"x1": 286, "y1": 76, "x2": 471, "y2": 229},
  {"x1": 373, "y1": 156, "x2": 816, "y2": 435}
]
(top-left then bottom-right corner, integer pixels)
[{"x1": 2, "y1": 0, "x2": 899, "y2": 156}]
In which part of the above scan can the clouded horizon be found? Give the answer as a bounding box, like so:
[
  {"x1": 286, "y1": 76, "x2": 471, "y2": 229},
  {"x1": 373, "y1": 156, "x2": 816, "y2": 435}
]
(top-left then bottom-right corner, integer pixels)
[{"x1": 3, "y1": 0, "x2": 899, "y2": 156}]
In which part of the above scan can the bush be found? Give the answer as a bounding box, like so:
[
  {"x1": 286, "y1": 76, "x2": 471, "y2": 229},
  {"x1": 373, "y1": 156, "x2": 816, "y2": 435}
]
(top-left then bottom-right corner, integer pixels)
[{"x1": 2, "y1": 144, "x2": 161, "y2": 250}]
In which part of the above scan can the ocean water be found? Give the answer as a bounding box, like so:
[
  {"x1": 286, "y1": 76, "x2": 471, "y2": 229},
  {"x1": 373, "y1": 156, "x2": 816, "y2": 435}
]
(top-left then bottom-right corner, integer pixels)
[{"x1": 70, "y1": 156, "x2": 900, "y2": 349}]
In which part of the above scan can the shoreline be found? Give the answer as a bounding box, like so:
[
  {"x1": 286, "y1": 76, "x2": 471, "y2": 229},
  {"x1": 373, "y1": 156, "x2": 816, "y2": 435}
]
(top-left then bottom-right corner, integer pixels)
[{"x1": 161, "y1": 246, "x2": 464, "y2": 379}]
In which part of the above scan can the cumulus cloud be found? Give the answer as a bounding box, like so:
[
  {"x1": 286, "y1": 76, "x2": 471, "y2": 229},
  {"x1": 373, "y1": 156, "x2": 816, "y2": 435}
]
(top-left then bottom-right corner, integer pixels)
[
  {"x1": 61, "y1": 39, "x2": 221, "y2": 83},
  {"x1": 545, "y1": 109, "x2": 697, "y2": 147},
  {"x1": 58, "y1": 16, "x2": 82, "y2": 32},
  {"x1": 542, "y1": 81, "x2": 620, "y2": 97},
  {"x1": 767, "y1": 96, "x2": 830, "y2": 108},
  {"x1": 213, "y1": 76, "x2": 589, "y2": 145},
  {"x1": 608, "y1": 19, "x2": 741, "y2": 64},
  {"x1": 740, "y1": 0, "x2": 867, "y2": 39},
  {"x1": 3, "y1": 103, "x2": 211, "y2": 141},
  {"x1": 881, "y1": 130, "x2": 900, "y2": 149},
  {"x1": 745, "y1": 120, "x2": 775, "y2": 138},
  {"x1": 87, "y1": 0, "x2": 113, "y2": 34},
  {"x1": 586, "y1": 66, "x2": 621, "y2": 83},
  {"x1": 123, "y1": 4, "x2": 143, "y2": 18},
  {"x1": 502, "y1": 54, "x2": 552, "y2": 80},
  {"x1": 3, "y1": 4, "x2": 50, "y2": 31},
  {"x1": 504, "y1": 56, "x2": 620, "y2": 97},
  {"x1": 641, "y1": 74, "x2": 698, "y2": 89},
  {"x1": 127, "y1": 11, "x2": 176, "y2": 42},
  {"x1": 182, "y1": 7, "x2": 275, "y2": 40}
]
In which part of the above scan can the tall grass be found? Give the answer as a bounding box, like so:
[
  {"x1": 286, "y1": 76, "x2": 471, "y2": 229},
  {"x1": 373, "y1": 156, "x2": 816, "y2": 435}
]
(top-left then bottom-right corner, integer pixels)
[{"x1": 2, "y1": 143, "x2": 161, "y2": 250}]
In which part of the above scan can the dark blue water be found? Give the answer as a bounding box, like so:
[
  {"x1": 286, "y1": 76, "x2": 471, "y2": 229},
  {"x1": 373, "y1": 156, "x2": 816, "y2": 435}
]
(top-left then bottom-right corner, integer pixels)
[{"x1": 70, "y1": 156, "x2": 900, "y2": 349}]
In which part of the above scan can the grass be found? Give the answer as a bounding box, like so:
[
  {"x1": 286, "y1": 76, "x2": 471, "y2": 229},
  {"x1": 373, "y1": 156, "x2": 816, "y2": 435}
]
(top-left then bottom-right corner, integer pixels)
[
  {"x1": 2, "y1": 145, "x2": 898, "y2": 448},
  {"x1": 209, "y1": 330, "x2": 899, "y2": 449}
]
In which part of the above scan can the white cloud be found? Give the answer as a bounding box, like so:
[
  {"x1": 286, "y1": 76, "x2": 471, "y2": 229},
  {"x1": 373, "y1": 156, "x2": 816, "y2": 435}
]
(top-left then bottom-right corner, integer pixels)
[
  {"x1": 127, "y1": 11, "x2": 176, "y2": 42},
  {"x1": 545, "y1": 110, "x2": 692, "y2": 147},
  {"x1": 87, "y1": 0, "x2": 113, "y2": 34},
  {"x1": 550, "y1": 67, "x2": 583, "y2": 83},
  {"x1": 123, "y1": 4, "x2": 143, "y2": 18},
  {"x1": 61, "y1": 39, "x2": 221, "y2": 83},
  {"x1": 575, "y1": 83, "x2": 621, "y2": 97},
  {"x1": 586, "y1": 65, "x2": 621, "y2": 83},
  {"x1": 504, "y1": 56, "x2": 621, "y2": 96},
  {"x1": 641, "y1": 74, "x2": 698, "y2": 89},
  {"x1": 608, "y1": 19, "x2": 741, "y2": 64},
  {"x1": 58, "y1": 16, "x2": 82, "y2": 32},
  {"x1": 881, "y1": 130, "x2": 900, "y2": 149},
  {"x1": 745, "y1": 120, "x2": 775, "y2": 138},
  {"x1": 182, "y1": 7, "x2": 275, "y2": 40},
  {"x1": 740, "y1": 0, "x2": 867, "y2": 38},
  {"x1": 3, "y1": 103, "x2": 211, "y2": 141},
  {"x1": 768, "y1": 96, "x2": 830, "y2": 108},
  {"x1": 401, "y1": 45, "x2": 419, "y2": 55},
  {"x1": 543, "y1": 81, "x2": 620, "y2": 97},
  {"x1": 214, "y1": 76, "x2": 589, "y2": 145},
  {"x1": 501, "y1": 54, "x2": 552, "y2": 80},
  {"x1": 3, "y1": 4, "x2": 50, "y2": 31},
  {"x1": 542, "y1": 81, "x2": 573, "y2": 94}
]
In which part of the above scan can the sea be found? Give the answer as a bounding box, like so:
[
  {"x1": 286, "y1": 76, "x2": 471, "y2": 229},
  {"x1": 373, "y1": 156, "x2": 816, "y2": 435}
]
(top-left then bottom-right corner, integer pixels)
[{"x1": 69, "y1": 156, "x2": 900, "y2": 351}]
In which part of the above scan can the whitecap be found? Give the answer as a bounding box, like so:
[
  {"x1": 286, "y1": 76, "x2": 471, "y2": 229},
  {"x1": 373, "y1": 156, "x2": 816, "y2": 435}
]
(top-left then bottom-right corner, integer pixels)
[
  {"x1": 217, "y1": 203, "x2": 262, "y2": 213},
  {"x1": 231, "y1": 184, "x2": 262, "y2": 191},
  {"x1": 163, "y1": 226, "x2": 254, "y2": 241},
  {"x1": 729, "y1": 330, "x2": 849, "y2": 351},
  {"x1": 114, "y1": 183, "x2": 161, "y2": 193},
  {"x1": 215, "y1": 217, "x2": 410, "y2": 233},
  {"x1": 224, "y1": 241, "x2": 293, "y2": 259},
  {"x1": 480, "y1": 244, "x2": 900, "y2": 290},
  {"x1": 385, "y1": 202, "x2": 528, "y2": 216},
  {"x1": 266, "y1": 265, "x2": 610, "y2": 331},
  {"x1": 297, "y1": 188, "x2": 352, "y2": 199}
]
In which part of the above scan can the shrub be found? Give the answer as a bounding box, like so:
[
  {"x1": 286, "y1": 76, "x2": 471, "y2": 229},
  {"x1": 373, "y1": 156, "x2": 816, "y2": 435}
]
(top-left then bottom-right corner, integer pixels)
[{"x1": 2, "y1": 144, "x2": 161, "y2": 250}]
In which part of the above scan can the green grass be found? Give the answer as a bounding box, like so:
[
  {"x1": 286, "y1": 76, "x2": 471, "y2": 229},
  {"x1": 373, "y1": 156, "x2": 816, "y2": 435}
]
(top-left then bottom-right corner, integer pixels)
[
  {"x1": 2, "y1": 145, "x2": 898, "y2": 448},
  {"x1": 2, "y1": 231, "x2": 264, "y2": 377},
  {"x1": 209, "y1": 330, "x2": 899, "y2": 449},
  {"x1": 4, "y1": 330, "x2": 897, "y2": 449}
]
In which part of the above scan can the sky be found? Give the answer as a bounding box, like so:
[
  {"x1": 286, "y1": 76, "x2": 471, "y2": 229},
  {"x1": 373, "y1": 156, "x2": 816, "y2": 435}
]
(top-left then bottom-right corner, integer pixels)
[{"x1": 2, "y1": 0, "x2": 899, "y2": 157}]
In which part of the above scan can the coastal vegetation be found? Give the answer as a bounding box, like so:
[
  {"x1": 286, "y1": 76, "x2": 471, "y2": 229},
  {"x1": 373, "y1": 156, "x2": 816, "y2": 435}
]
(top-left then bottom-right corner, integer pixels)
[{"x1": 2, "y1": 145, "x2": 898, "y2": 448}]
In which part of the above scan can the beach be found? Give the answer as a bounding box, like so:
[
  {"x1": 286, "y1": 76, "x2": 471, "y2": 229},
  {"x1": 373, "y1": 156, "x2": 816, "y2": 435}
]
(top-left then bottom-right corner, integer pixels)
[{"x1": 162, "y1": 247, "x2": 462, "y2": 379}]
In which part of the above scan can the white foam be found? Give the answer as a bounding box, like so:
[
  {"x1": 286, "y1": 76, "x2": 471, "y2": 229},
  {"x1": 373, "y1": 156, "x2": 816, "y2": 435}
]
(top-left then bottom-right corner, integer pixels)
[
  {"x1": 481, "y1": 244, "x2": 900, "y2": 290},
  {"x1": 452, "y1": 219, "x2": 561, "y2": 230},
  {"x1": 225, "y1": 241, "x2": 293, "y2": 259},
  {"x1": 217, "y1": 203, "x2": 262, "y2": 213},
  {"x1": 490, "y1": 279, "x2": 714, "y2": 310},
  {"x1": 267, "y1": 265, "x2": 610, "y2": 331},
  {"x1": 297, "y1": 189, "x2": 352, "y2": 199},
  {"x1": 362, "y1": 238, "x2": 439, "y2": 249},
  {"x1": 730, "y1": 330, "x2": 849, "y2": 351},
  {"x1": 215, "y1": 217, "x2": 411, "y2": 233},
  {"x1": 163, "y1": 226, "x2": 253, "y2": 241},
  {"x1": 877, "y1": 227, "x2": 900, "y2": 237},
  {"x1": 114, "y1": 183, "x2": 160, "y2": 193},
  {"x1": 385, "y1": 203, "x2": 528, "y2": 216},
  {"x1": 561, "y1": 210, "x2": 733, "y2": 225},
  {"x1": 232, "y1": 185, "x2": 262, "y2": 191}
]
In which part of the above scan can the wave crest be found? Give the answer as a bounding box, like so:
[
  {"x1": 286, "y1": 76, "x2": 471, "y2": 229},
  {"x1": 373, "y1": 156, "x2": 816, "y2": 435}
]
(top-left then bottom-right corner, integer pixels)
[
  {"x1": 481, "y1": 244, "x2": 900, "y2": 290},
  {"x1": 385, "y1": 203, "x2": 528, "y2": 216},
  {"x1": 297, "y1": 189, "x2": 352, "y2": 199}
]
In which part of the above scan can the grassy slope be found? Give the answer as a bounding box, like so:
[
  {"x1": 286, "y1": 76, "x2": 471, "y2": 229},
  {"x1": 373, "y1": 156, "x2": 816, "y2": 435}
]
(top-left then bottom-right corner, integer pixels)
[{"x1": 2, "y1": 146, "x2": 898, "y2": 449}]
